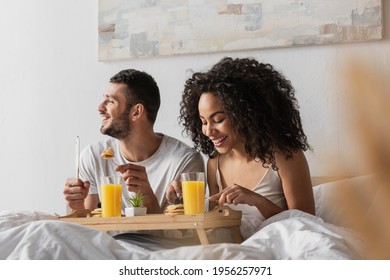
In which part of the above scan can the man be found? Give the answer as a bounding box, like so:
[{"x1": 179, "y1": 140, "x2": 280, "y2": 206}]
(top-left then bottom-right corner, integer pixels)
[{"x1": 63, "y1": 69, "x2": 204, "y2": 214}]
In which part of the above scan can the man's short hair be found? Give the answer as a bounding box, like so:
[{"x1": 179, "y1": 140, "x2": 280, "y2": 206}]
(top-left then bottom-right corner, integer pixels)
[{"x1": 110, "y1": 69, "x2": 160, "y2": 124}]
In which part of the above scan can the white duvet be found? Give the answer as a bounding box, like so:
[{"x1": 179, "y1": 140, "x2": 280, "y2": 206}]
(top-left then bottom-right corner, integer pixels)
[
  {"x1": 0, "y1": 208, "x2": 363, "y2": 260},
  {"x1": 1, "y1": 177, "x2": 373, "y2": 260}
]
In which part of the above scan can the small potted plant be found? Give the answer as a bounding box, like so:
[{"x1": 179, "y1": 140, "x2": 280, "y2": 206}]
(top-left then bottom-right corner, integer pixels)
[{"x1": 125, "y1": 192, "x2": 147, "y2": 216}]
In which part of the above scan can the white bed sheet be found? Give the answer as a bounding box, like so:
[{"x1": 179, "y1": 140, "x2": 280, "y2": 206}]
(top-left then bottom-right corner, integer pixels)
[
  {"x1": 0, "y1": 208, "x2": 363, "y2": 260},
  {"x1": 1, "y1": 176, "x2": 373, "y2": 260}
]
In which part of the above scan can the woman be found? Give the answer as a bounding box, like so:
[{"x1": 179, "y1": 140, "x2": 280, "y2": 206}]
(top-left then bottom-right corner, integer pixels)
[{"x1": 169, "y1": 57, "x2": 315, "y2": 239}]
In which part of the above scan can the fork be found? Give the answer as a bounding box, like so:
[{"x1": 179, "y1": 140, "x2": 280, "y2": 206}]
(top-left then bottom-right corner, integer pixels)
[{"x1": 111, "y1": 158, "x2": 119, "y2": 166}]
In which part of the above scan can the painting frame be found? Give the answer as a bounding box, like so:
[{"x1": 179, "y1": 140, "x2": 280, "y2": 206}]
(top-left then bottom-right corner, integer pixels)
[{"x1": 98, "y1": 0, "x2": 383, "y2": 61}]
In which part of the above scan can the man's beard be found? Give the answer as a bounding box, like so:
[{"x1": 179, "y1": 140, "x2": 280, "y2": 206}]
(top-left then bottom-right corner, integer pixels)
[{"x1": 100, "y1": 110, "x2": 131, "y2": 140}]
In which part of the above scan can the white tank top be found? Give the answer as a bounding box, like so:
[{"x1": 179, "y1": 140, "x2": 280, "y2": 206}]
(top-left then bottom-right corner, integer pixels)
[{"x1": 215, "y1": 154, "x2": 287, "y2": 239}]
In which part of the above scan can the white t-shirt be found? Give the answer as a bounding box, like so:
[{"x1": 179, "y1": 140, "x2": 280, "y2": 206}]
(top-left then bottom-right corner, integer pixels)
[{"x1": 79, "y1": 134, "x2": 205, "y2": 210}]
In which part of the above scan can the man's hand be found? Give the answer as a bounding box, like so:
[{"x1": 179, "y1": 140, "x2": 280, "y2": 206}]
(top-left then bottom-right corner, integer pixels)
[
  {"x1": 63, "y1": 178, "x2": 90, "y2": 210},
  {"x1": 116, "y1": 163, "x2": 161, "y2": 213}
]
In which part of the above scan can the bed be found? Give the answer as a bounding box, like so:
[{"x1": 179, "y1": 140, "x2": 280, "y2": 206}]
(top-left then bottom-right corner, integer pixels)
[{"x1": 0, "y1": 175, "x2": 374, "y2": 260}]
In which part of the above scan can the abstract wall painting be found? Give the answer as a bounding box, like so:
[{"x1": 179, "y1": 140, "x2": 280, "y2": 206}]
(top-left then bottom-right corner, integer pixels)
[{"x1": 98, "y1": 0, "x2": 383, "y2": 61}]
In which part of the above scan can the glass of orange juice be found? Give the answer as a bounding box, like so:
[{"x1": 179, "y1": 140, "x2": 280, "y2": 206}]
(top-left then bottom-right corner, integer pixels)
[
  {"x1": 181, "y1": 172, "x2": 205, "y2": 215},
  {"x1": 101, "y1": 176, "x2": 122, "y2": 217}
]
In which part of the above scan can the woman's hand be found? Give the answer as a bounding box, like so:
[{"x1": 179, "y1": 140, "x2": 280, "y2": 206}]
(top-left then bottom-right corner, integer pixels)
[
  {"x1": 209, "y1": 184, "x2": 257, "y2": 206},
  {"x1": 165, "y1": 180, "x2": 182, "y2": 204}
]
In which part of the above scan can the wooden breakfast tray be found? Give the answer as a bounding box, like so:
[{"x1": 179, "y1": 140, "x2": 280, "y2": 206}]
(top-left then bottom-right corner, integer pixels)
[{"x1": 58, "y1": 206, "x2": 242, "y2": 245}]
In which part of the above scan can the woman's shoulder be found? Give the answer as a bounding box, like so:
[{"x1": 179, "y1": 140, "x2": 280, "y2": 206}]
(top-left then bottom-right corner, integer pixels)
[
  {"x1": 205, "y1": 152, "x2": 219, "y2": 176},
  {"x1": 275, "y1": 149, "x2": 307, "y2": 165},
  {"x1": 207, "y1": 151, "x2": 219, "y2": 165}
]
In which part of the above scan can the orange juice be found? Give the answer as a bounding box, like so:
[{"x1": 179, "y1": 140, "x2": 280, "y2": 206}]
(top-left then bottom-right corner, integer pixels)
[
  {"x1": 182, "y1": 180, "x2": 205, "y2": 215},
  {"x1": 101, "y1": 183, "x2": 122, "y2": 217}
]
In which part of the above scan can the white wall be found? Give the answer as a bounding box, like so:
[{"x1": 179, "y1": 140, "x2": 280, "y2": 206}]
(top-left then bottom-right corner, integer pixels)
[{"x1": 0, "y1": 0, "x2": 389, "y2": 215}]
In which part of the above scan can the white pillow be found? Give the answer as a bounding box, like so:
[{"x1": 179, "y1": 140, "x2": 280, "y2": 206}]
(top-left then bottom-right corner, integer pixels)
[{"x1": 313, "y1": 175, "x2": 376, "y2": 228}]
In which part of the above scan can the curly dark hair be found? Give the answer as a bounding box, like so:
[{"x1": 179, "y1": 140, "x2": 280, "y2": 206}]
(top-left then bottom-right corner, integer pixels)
[{"x1": 179, "y1": 57, "x2": 310, "y2": 170}]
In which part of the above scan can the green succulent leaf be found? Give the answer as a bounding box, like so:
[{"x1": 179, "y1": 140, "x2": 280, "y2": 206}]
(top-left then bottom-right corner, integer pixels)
[{"x1": 128, "y1": 192, "x2": 144, "y2": 207}]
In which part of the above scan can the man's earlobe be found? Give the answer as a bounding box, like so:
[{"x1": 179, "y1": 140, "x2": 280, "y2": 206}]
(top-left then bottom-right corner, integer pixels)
[
  {"x1": 131, "y1": 104, "x2": 144, "y2": 120},
  {"x1": 133, "y1": 107, "x2": 140, "y2": 117}
]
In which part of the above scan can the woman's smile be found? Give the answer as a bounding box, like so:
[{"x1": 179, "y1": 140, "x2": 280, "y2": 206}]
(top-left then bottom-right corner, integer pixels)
[{"x1": 212, "y1": 136, "x2": 227, "y2": 147}]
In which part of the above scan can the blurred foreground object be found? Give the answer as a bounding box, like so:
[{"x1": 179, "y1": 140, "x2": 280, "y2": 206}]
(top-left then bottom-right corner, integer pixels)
[{"x1": 337, "y1": 59, "x2": 390, "y2": 259}]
